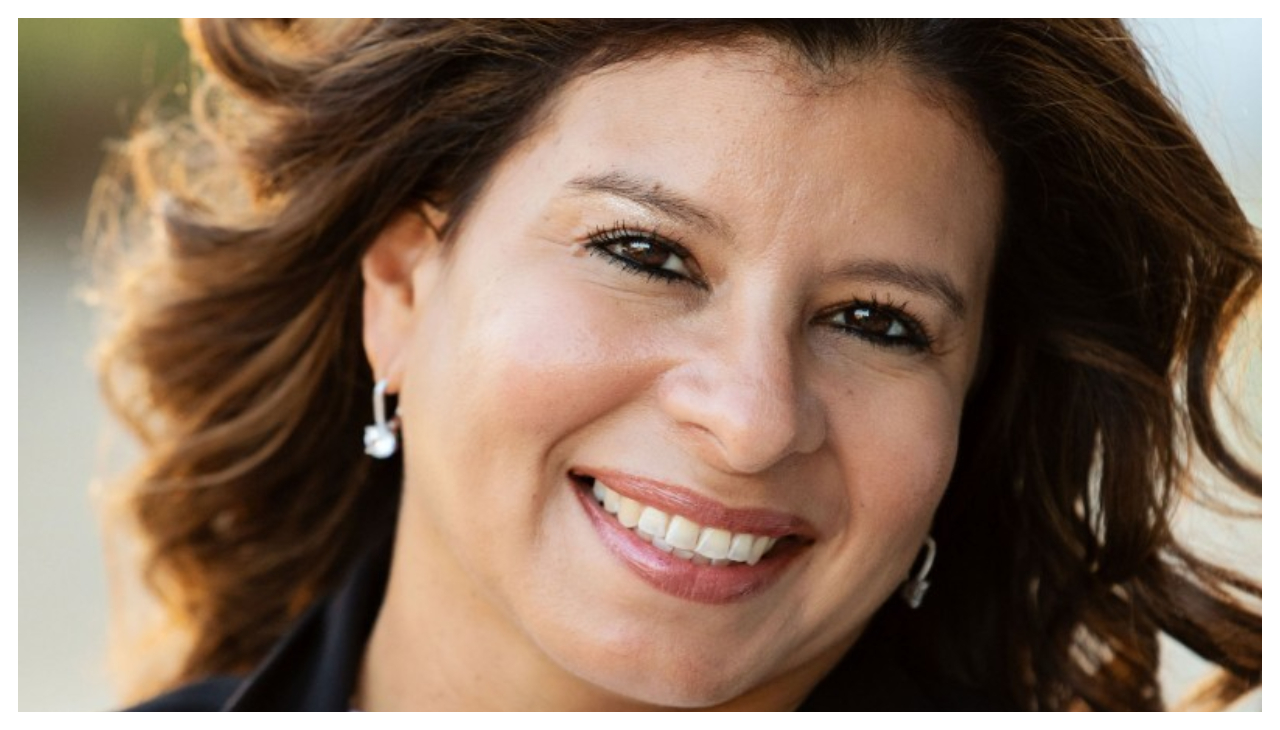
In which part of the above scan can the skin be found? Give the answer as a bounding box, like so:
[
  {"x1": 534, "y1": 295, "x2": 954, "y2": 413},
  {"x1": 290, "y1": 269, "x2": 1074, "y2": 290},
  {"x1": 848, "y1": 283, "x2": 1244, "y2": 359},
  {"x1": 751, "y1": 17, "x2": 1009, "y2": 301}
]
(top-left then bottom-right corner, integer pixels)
[{"x1": 357, "y1": 47, "x2": 1002, "y2": 710}]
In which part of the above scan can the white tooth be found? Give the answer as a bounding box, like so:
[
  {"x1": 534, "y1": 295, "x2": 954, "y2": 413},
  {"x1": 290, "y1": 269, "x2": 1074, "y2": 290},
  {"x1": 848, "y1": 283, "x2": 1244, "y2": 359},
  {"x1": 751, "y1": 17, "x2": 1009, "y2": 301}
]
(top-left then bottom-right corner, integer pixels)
[
  {"x1": 591, "y1": 480, "x2": 606, "y2": 503},
  {"x1": 747, "y1": 535, "x2": 771, "y2": 565},
  {"x1": 694, "y1": 527, "x2": 731, "y2": 560},
  {"x1": 603, "y1": 488, "x2": 621, "y2": 514},
  {"x1": 727, "y1": 533, "x2": 756, "y2": 562},
  {"x1": 651, "y1": 536, "x2": 675, "y2": 553},
  {"x1": 673, "y1": 548, "x2": 695, "y2": 560},
  {"x1": 617, "y1": 497, "x2": 642, "y2": 528},
  {"x1": 665, "y1": 515, "x2": 700, "y2": 551},
  {"x1": 637, "y1": 507, "x2": 669, "y2": 540}
]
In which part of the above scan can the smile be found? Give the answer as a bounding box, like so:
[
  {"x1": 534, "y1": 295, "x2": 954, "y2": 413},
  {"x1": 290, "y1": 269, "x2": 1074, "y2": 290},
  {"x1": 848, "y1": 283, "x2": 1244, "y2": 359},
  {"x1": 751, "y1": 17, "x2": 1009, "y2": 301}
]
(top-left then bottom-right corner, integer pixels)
[
  {"x1": 588, "y1": 478, "x2": 779, "y2": 565},
  {"x1": 570, "y1": 469, "x2": 813, "y2": 603}
]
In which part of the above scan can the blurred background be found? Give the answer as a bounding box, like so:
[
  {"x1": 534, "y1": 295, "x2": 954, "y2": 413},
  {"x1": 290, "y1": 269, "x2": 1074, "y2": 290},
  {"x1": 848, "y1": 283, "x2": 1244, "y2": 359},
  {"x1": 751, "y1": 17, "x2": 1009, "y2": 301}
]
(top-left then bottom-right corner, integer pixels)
[{"x1": 18, "y1": 19, "x2": 1261, "y2": 711}]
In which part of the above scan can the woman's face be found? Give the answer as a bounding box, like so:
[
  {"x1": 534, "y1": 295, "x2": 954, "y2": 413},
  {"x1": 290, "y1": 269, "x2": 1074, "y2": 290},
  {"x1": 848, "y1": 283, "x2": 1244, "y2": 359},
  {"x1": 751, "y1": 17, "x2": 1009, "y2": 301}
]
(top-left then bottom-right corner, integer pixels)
[{"x1": 363, "y1": 49, "x2": 1002, "y2": 709}]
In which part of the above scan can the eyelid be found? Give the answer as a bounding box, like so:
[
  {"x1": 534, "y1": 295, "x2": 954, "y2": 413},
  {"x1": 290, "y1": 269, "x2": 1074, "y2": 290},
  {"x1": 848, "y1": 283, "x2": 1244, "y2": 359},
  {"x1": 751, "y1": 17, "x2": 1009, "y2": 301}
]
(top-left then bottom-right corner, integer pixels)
[
  {"x1": 584, "y1": 223, "x2": 706, "y2": 287},
  {"x1": 587, "y1": 223, "x2": 693, "y2": 259},
  {"x1": 817, "y1": 296, "x2": 937, "y2": 354}
]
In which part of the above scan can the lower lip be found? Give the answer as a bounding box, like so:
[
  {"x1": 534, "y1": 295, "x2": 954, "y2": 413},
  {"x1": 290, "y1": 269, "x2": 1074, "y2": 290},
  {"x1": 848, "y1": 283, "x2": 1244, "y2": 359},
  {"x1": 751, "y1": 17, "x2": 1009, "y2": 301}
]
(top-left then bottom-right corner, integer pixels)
[{"x1": 572, "y1": 480, "x2": 801, "y2": 604}]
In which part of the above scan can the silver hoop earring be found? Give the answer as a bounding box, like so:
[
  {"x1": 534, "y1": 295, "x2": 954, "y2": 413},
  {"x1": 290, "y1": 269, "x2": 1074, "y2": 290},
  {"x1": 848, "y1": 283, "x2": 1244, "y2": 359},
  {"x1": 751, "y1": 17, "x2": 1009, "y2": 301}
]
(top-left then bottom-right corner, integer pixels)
[
  {"x1": 363, "y1": 379, "x2": 401, "y2": 459},
  {"x1": 900, "y1": 536, "x2": 936, "y2": 609}
]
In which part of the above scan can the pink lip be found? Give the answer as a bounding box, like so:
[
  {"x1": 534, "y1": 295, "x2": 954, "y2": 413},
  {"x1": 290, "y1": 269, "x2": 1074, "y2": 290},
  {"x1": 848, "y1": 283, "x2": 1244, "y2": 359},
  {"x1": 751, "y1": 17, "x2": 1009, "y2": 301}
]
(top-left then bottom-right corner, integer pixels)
[
  {"x1": 569, "y1": 470, "x2": 812, "y2": 604},
  {"x1": 574, "y1": 467, "x2": 816, "y2": 538}
]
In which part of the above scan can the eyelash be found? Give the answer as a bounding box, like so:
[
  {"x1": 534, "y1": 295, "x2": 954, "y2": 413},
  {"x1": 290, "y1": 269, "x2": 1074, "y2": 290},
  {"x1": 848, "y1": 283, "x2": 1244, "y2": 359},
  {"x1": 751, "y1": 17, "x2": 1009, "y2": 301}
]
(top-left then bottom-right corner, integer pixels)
[
  {"x1": 817, "y1": 295, "x2": 935, "y2": 353},
  {"x1": 585, "y1": 224, "x2": 703, "y2": 287},
  {"x1": 584, "y1": 223, "x2": 935, "y2": 353}
]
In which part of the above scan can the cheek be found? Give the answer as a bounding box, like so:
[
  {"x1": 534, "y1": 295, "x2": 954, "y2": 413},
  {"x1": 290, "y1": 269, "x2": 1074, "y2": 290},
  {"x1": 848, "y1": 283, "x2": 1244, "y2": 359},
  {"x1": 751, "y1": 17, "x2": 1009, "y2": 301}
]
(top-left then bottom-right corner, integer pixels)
[
  {"x1": 762, "y1": 375, "x2": 962, "y2": 664},
  {"x1": 822, "y1": 371, "x2": 961, "y2": 558},
  {"x1": 396, "y1": 266, "x2": 647, "y2": 583},
  {"x1": 866, "y1": 390, "x2": 956, "y2": 508},
  {"x1": 416, "y1": 266, "x2": 660, "y2": 461}
]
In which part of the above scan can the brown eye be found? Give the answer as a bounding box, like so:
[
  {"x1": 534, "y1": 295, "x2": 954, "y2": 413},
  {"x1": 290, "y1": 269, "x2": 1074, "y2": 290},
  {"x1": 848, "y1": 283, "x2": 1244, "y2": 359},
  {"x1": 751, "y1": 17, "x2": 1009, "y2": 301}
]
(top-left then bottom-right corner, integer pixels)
[
  {"x1": 825, "y1": 301, "x2": 930, "y2": 352},
  {"x1": 586, "y1": 226, "x2": 699, "y2": 284},
  {"x1": 612, "y1": 240, "x2": 673, "y2": 268},
  {"x1": 847, "y1": 306, "x2": 907, "y2": 338}
]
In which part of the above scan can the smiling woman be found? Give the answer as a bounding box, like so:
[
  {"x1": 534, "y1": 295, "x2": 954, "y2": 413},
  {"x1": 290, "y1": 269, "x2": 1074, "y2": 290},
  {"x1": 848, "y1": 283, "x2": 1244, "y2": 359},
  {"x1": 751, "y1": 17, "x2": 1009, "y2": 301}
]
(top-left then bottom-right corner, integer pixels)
[
  {"x1": 356, "y1": 54, "x2": 998, "y2": 709},
  {"x1": 91, "y1": 20, "x2": 1260, "y2": 711}
]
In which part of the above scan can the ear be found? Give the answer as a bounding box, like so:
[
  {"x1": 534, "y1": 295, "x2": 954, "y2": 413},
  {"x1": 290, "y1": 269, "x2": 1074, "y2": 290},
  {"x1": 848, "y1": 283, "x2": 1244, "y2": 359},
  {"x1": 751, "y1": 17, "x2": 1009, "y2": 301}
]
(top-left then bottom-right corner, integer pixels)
[{"x1": 362, "y1": 205, "x2": 446, "y2": 391}]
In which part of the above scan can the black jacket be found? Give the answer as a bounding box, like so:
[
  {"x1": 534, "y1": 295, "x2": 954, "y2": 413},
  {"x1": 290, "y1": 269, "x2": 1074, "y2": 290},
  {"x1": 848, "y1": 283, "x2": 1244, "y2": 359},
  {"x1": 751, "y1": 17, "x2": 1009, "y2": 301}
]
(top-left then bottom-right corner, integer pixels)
[{"x1": 129, "y1": 540, "x2": 992, "y2": 711}]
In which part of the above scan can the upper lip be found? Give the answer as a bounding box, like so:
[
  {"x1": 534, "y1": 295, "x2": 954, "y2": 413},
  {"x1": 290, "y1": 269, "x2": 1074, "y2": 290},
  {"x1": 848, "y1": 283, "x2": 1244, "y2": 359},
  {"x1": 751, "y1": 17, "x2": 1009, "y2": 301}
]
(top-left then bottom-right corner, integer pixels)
[{"x1": 570, "y1": 467, "x2": 817, "y2": 539}]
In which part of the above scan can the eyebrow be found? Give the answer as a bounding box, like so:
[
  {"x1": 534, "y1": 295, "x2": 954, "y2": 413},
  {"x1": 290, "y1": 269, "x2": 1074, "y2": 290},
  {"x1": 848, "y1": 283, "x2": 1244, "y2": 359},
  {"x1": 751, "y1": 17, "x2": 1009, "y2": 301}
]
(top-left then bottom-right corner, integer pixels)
[
  {"x1": 566, "y1": 172, "x2": 731, "y2": 236},
  {"x1": 834, "y1": 259, "x2": 968, "y2": 319}
]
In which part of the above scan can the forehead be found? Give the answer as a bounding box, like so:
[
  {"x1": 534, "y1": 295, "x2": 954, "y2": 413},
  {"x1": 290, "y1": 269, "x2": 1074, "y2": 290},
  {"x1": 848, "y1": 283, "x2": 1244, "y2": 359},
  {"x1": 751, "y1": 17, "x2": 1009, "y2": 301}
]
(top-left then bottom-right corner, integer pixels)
[{"x1": 534, "y1": 46, "x2": 996, "y2": 184}]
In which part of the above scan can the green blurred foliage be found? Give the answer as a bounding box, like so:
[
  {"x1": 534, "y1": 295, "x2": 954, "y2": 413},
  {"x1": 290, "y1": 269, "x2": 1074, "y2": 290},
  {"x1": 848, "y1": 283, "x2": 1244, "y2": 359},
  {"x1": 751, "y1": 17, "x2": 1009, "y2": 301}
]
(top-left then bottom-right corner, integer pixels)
[{"x1": 19, "y1": 19, "x2": 188, "y2": 230}]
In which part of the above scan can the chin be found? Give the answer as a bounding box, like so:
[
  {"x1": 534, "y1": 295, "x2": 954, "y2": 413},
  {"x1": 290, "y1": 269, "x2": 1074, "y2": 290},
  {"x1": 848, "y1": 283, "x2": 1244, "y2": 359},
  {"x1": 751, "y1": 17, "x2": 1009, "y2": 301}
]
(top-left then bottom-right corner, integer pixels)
[
  {"x1": 541, "y1": 615, "x2": 801, "y2": 710},
  {"x1": 580, "y1": 653, "x2": 768, "y2": 709}
]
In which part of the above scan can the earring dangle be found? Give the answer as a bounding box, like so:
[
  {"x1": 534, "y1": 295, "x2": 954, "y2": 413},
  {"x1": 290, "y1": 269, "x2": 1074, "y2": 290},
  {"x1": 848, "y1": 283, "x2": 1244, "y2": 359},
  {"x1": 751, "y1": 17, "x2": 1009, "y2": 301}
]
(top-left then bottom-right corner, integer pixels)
[
  {"x1": 363, "y1": 379, "x2": 401, "y2": 459},
  {"x1": 900, "y1": 536, "x2": 937, "y2": 609}
]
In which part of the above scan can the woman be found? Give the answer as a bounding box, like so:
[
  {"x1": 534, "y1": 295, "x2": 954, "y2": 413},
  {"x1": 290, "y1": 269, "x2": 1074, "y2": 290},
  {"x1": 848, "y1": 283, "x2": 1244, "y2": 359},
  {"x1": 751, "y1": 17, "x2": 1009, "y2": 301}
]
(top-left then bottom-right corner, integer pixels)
[{"x1": 93, "y1": 20, "x2": 1260, "y2": 710}]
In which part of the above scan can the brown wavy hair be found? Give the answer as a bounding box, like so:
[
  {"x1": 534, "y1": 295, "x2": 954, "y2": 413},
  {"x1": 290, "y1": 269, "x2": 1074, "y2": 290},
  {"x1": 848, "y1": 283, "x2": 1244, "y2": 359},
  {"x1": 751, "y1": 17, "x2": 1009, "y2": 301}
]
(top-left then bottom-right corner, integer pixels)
[{"x1": 91, "y1": 20, "x2": 1260, "y2": 710}]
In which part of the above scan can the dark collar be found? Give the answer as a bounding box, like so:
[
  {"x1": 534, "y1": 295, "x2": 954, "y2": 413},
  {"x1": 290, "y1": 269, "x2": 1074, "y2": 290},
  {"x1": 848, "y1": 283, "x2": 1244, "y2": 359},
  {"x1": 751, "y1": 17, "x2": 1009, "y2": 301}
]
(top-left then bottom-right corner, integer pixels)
[{"x1": 221, "y1": 539, "x2": 391, "y2": 711}]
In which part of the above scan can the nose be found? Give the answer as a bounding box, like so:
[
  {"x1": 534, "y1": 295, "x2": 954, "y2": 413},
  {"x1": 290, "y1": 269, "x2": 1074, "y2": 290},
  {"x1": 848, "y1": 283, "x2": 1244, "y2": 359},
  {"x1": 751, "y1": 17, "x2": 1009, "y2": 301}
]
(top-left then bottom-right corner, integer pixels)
[{"x1": 658, "y1": 323, "x2": 826, "y2": 475}]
